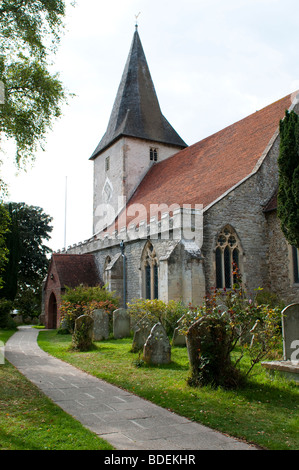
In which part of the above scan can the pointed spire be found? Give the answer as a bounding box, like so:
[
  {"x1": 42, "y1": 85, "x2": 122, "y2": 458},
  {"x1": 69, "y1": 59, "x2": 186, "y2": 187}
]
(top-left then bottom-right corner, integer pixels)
[{"x1": 90, "y1": 29, "x2": 187, "y2": 160}]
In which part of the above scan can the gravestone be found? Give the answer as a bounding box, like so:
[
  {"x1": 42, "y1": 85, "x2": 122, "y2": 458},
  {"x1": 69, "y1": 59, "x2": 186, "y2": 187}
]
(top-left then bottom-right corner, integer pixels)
[
  {"x1": 59, "y1": 316, "x2": 69, "y2": 332},
  {"x1": 73, "y1": 314, "x2": 94, "y2": 351},
  {"x1": 186, "y1": 316, "x2": 239, "y2": 387},
  {"x1": 172, "y1": 327, "x2": 186, "y2": 346},
  {"x1": 113, "y1": 308, "x2": 131, "y2": 339},
  {"x1": 172, "y1": 315, "x2": 186, "y2": 346},
  {"x1": 132, "y1": 322, "x2": 152, "y2": 352},
  {"x1": 143, "y1": 323, "x2": 171, "y2": 365},
  {"x1": 92, "y1": 309, "x2": 109, "y2": 341},
  {"x1": 282, "y1": 303, "x2": 299, "y2": 361}
]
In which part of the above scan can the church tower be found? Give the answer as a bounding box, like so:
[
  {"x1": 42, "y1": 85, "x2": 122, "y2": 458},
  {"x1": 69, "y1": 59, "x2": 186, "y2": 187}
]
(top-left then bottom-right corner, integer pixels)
[{"x1": 90, "y1": 27, "x2": 187, "y2": 235}]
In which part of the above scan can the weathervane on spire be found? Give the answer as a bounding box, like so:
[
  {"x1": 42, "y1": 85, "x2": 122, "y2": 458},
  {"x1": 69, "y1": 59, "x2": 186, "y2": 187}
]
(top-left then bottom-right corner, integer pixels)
[{"x1": 135, "y1": 12, "x2": 141, "y2": 30}]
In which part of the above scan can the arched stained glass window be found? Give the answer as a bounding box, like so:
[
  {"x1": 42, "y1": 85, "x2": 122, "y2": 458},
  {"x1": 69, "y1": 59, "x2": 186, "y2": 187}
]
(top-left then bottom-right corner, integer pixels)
[
  {"x1": 215, "y1": 226, "x2": 242, "y2": 289},
  {"x1": 142, "y1": 242, "x2": 159, "y2": 299},
  {"x1": 224, "y1": 245, "x2": 231, "y2": 289},
  {"x1": 215, "y1": 247, "x2": 223, "y2": 289}
]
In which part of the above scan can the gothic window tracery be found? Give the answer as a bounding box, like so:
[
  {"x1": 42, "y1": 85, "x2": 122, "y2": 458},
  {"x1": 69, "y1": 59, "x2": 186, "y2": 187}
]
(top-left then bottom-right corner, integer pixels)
[
  {"x1": 103, "y1": 255, "x2": 111, "y2": 286},
  {"x1": 142, "y1": 242, "x2": 159, "y2": 299},
  {"x1": 292, "y1": 246, "x2": 299, "y2": 284},
  {"x1": 215, "y1": 226, "x2": 241, "y2": 289}
]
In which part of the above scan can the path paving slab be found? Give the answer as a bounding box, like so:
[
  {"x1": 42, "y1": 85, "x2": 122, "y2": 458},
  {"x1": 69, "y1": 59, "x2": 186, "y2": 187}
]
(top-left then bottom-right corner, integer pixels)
[{"x1": 5, "y1": 326, "x2": 257, "y2": 451}]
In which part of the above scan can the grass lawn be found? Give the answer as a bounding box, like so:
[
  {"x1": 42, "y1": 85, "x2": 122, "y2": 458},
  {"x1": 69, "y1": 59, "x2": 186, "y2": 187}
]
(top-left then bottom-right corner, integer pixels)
[
  {"x1": 37, "y1": 330, "x2": 299, "y2": 451},
  {"x1": 0, "y1": 329, "x2": 114, "y2": 450}
]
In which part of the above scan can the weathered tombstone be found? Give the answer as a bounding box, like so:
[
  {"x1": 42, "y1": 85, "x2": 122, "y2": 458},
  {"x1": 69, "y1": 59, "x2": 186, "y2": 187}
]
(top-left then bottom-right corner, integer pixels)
[
  {"x1": 282, "y1": 303, "x2": 299, "y2": 361},
  {"x1": 92, "y1": 309, "x2": 109, "y2": 341},
  {"x1": 14, "y1": 315, "x2": 23, "y2": 326},
  {"x1": 113, "y1": 308, "x2": 131, "y2": 339},
  {"x1": 73, "y1": 314, "x2": 94, "y2": 351},
  {"x1": 172, "y1": 315, "x2": 186, "y2": 346},
  {"x1": 186, "y1": 316, "x2": 239, "y2": 388},
  {"x1": 143, "y1": 323, "x2": 171, "y2": 365},
  {"x1": 172, "y1": 327, "x2": 186, "y2": 346},
  {"x1": 132, "y1": 322, "x2": 152, "y2": 352}
]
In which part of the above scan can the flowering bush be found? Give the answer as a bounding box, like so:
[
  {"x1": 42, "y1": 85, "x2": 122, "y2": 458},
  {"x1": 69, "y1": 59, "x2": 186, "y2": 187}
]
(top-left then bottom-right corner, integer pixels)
[
  {"x1": 127, "y1": 298, "x2": 188, "y2": 336},
  {"x1": 181, "y1": 268, "x2": 282, "y2": 387},
  {"x1": 60, "y1": 285, "x2": 119, "y2": 333}
]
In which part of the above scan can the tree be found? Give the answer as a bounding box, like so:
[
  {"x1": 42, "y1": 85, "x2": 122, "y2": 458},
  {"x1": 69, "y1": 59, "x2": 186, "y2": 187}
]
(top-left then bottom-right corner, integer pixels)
[
  {"x1": 0, "y1": 202, "x2": 53, "y2": 316},
  {"x1": 0, "y1": 203, "x2": 10, "y2": 287},
  {"x1": 0, "y1": 203, "x2": 19, "y2": 299},
  {"x1": 0, "y1": 0, "x2": 74, "y2": 167},
  {"x1": 277, "y1": 110, "x2": 299, "y2": 248}
]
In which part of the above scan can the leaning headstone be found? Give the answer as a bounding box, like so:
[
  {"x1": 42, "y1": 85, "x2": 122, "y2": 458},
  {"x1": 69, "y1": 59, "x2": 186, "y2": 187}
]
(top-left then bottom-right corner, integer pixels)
[
  {"x1": 92, "y1": 309, "x2": 109, "y2": 341},
  {"x1": 73, "y1": 314, "x2": 94, "y2": 351},
  {"x1": 113, "y1": 308, "x2": 131, "y2": 339},
  {"x1": 172, "y1": 315, "x2": 186, "y2": 346},
  {"x1": 14, "y1": 315, "x2": 23, "y2": 326},
  {"x1": 58, "y1": 316, "x2": 69, "y2": 333},
  {"x1": 282, "y1": 303, "x2": 299, "y2": 361},
  {"x1": 172, "y1": 327, "x2": 186, "y2": 346},
  {"x1": 132, "y1": 322, "x2": 152, "y2": 352},
  {"x1": 143, "y1": 323, "x2": 171, "y2": 365},
  {"x1": 186, "y1": 316, "x2": 239, "y2": 388}
]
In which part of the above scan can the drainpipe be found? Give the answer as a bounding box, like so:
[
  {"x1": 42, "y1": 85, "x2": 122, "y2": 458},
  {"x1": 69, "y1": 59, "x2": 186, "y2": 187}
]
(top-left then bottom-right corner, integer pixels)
[{"x1": 120, "y1": 240, "x2": 127, "y2": 309}]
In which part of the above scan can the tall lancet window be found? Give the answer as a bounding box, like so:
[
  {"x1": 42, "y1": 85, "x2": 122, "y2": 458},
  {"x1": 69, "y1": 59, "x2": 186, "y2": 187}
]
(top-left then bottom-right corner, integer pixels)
[
  {"x1": 142, "y1": 241, "x2": 159, "y2": 299},
  {"x1": 215, "y1": 226, "x2": 242, "y2": 289}
]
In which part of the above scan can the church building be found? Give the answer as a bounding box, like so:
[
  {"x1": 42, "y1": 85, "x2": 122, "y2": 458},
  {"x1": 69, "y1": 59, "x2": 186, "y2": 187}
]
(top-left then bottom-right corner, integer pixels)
[{"x1": 44, "y1": 27, "x2": 299, "y2": 329}]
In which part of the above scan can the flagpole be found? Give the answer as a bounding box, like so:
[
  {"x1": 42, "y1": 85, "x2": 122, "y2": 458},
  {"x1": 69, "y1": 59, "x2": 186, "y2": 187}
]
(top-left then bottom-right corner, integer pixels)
[{"x1": 64, "y1": 176, "x2": 67, "y2": 249}]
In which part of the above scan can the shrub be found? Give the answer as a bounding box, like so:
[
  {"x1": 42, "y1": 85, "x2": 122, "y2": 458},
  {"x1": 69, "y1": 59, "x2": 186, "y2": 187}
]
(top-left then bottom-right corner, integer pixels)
[
  {"x1": 127, "y1": 298, "x2": 188, "y2": 336},
  {"x1": 182, "y1": 280, "x2": 282, "y2": 388},
  {"x1": 0, "y1": 299, "x2": 14, "y2": 328},
  {"x1": 60, "y1": 285, "x2": 119, "y2": 333}
]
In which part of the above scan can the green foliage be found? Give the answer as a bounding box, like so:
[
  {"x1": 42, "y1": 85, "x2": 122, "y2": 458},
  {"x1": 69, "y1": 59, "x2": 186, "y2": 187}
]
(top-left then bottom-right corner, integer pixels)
[
  {"x1": 127, "y1": 298, "x2": 188, "y2": 336},
  {"x1": 60, "y1": 285, "x2": 119, "y2": 333},
  {"x1": 0, "y1": 203, "x2": 19, "y2": 300},
  {"x1": 277, "y1": 110, "x2": 299, "y2": 248},
  {"x1": 181, "y1": 272, "x2": 282, "y2": 388},
  {"x1": 71, "y1": 316, "x2": 94, "y2": 352},
  {"x1": 0, "y1": 58, "x2": 67, "y2": 165},
  {"x1": 13, "y1": 284, "x2": 41, "y2": 319},
  {"x1": 186, "y1": 314, "x2": 243, "y2": 389},
  {"x1": 254, "y1": 289, "x2": 286, "y2": 311},
  {"x1": 0, "y1": 0, "x2": 74, "y2": 166},
  {"x1": 0, "y1": 298, "x2": 14, "y2": 328},
  {"x1": 0, "y1": 202, "x2": 53, "y2": 319},
  {"x1": 0, "y1": 203, "x2": 10, "y2": 289}
]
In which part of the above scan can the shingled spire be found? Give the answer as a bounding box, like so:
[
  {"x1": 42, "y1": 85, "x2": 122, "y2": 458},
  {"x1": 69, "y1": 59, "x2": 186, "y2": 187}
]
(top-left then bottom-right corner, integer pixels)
[{"x1": 90, "y1": 28, "x2": 187, "y2": 160}]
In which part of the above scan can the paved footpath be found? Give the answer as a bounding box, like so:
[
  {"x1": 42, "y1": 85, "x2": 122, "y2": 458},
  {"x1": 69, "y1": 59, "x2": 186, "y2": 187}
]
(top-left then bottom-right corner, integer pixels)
[{"x1": 5, "y1": 326, "x2": 257, "y2": 451}]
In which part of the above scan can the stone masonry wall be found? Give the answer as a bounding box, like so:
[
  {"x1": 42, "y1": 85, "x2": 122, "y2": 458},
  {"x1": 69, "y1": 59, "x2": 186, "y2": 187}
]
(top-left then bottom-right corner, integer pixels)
[
  {"x1": 202, "y1": 133, "x2": 280, "y2": 297},
  {"x1": 266, "y1": 210, "x2": 299, "y2": 304}
]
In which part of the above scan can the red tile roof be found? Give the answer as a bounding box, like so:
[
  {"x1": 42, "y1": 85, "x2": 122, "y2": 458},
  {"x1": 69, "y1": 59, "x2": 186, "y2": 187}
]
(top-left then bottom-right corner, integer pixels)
[
  {"x1": 263, "y1": 190, "x2": 278, "y2": 213},
  {"x1": 49, "y1": 254, "x2": 102, "y2": 288},
  {"x1": 110, "y1": 92, "x2": 294, "y2": 231}
]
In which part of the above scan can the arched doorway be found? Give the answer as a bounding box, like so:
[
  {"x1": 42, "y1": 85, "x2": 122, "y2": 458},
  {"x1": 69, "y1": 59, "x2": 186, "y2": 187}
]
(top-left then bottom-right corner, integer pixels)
[{"x1": 48, "y1": 292, "x2": 57, "y2": 329}]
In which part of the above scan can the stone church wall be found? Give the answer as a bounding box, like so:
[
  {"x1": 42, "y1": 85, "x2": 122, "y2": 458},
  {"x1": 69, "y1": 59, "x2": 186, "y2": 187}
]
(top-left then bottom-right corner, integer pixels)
[
  {"x1": 202, "y1": 134, "x2": 280, "y2": 297},
  {"x1": 266, "y1": 211, "x2": 299, "y2": 304}
]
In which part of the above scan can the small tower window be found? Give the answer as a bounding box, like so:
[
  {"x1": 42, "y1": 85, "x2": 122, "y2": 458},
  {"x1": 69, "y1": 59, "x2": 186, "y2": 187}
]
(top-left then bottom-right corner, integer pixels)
[
  {"x1": 105, "y1": 156, "x2": 110, "y2": 172},
  {"x1": 150, "y1": 148, "x2": 158, "y2": 162}
]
